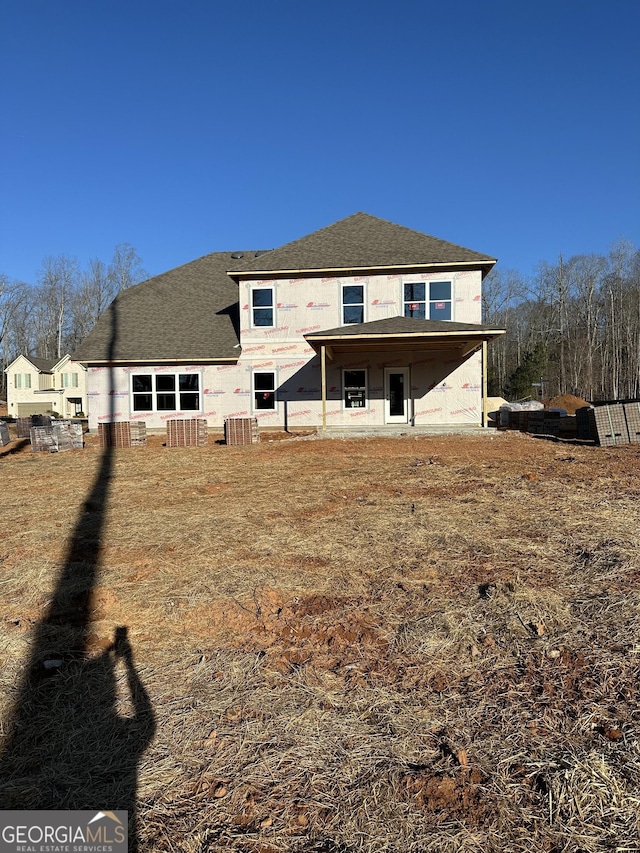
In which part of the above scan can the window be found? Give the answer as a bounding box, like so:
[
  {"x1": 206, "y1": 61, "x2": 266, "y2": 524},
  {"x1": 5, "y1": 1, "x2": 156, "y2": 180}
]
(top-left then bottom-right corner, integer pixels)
[
  {"x1": 404, "y1": 283, "x2": 426, "y2": 319},
  {"x1": 252, "y1": 288, "x2": 274, "y2": 327},
  {"x1": 253, "y1": 372, "x2": 276, "y2": 411},
  {"x1": 14, "y1": 373, "x2": 30, "y2": 389},
  {"x1": 62, "y1": 372, "x2": 78, "y2": 388},
  {"x1": 342, "y1": 285, "x2": 364, "y2": 325},
  {"x1": 429, "y1": 281, "x2": 452, "y2": 320},
  {"x1": 404, "y1": 281, "x2": 452, "y2": 320},
  {"x1": 131, "y1": 373, "x2": 201, "y2": 412},
  {"x1": 343, "y1": 369, "x2": 367, "y2": 408}
]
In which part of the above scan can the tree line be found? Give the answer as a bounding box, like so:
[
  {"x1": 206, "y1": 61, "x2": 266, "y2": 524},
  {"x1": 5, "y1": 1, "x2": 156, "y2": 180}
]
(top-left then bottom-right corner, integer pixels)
[
  {"x1": 0, "y1": 244, "x2": 146, "y2": 398},
  {"x1": 2, "y1": 239, "x2": 640, "y2": 404},
  {"x1": 483, "y1": 239, "x2": 640, "y2": 402}
]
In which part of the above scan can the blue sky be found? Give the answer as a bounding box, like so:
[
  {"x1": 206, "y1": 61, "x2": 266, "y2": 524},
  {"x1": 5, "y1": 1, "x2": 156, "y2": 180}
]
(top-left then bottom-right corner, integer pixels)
[{"x1": 2, "y1": 0, "x2": 638, "y2": 284}]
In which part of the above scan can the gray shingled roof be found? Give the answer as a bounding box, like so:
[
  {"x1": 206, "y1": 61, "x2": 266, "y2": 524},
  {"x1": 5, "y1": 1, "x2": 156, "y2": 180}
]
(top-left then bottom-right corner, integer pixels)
[
  {"x1": 234, "y1": 212, "x2": 496, "y2": 274},
  {"x1": 28, "y1": 357, "x2": 57, "y2": 372},
  {"x1": 73, "y1": 213, "x2": 497, "y2": 363},
  {"x1": 73, "y1": 252, "x2": 260, "y2": 363},
  {"x1": 305, "y1": 316, "x2": 504, "y2": 339}
]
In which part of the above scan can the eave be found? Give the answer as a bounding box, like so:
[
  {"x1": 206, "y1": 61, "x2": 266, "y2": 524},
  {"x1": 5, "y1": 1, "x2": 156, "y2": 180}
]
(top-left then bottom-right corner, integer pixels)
[{"x1": 228, "y1": 259, "x2": 497, "y2": 280}]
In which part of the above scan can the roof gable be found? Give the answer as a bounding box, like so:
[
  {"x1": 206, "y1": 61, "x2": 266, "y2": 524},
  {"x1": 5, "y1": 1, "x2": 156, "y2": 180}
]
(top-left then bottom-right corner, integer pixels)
[
  {"x1": 5, "y1": 354, "x2": 57, "y2": 373},
  {"x1": 233, "y1": 212, "x2": 496, "y2": 275}
]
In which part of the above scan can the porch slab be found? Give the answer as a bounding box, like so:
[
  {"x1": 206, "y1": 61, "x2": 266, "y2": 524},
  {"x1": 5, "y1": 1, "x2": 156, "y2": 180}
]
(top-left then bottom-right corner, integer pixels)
[{"x1": 319, "y1": 424, "x2": 494, "y2": 438}]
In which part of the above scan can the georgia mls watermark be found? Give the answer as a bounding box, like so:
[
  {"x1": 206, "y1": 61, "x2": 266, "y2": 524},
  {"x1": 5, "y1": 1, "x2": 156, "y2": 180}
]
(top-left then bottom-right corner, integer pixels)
[{"x1": 0, "y1": 811, "x2": 127, "y2": 853}]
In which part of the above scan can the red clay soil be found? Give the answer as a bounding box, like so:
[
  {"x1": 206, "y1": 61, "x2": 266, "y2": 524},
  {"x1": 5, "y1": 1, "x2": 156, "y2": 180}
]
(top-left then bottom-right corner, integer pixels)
[{"x1": 545, "y1": 393, "x2": 591, "y2": 414}]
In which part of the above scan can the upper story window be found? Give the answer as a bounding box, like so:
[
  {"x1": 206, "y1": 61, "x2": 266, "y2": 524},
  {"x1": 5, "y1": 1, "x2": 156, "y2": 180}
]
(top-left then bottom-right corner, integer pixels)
[
  {"x1": 342, "y1": 284, "x2": 364, "y2": 325},
  {"x1": 404, "y1": 283, "x2": 426, "y2": 318},
  {"x1": 62, "y1": 372, "x2": 79, "y2": 388},
  {"x1": 429, "y1": 281, "x2": 452, "y2": 320},
  {"x1": 131, "y1": 373, "x2": 201, "y2": 412},
  {"x1": 14, "y1": 373, "x2": 31, "y2": 389},
  {"x1": 404, "y1": 281, "x2": 452, "y2": 321},
  {"x1": 252, "y1": 287, "x2": 274, "y2": 327}
]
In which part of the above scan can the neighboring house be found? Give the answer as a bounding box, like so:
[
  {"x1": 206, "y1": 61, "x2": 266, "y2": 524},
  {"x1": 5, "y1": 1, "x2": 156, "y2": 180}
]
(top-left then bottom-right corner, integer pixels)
[
  {"x1": 4, "y1": 354, "x2": 88, "y2": 418},
  {"x1": 73, "y1": 213, "x2": 505, "y2": 432}
]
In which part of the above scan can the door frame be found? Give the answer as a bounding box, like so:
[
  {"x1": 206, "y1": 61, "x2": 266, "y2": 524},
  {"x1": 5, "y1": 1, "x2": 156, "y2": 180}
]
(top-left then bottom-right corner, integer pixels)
[{"x1": 384, "y1": 367, "x2": 410, "y2": 424}]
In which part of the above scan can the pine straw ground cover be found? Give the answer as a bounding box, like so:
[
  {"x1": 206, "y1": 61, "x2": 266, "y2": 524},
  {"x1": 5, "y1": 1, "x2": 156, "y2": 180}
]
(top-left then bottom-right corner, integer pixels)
[{"x1": 1, "y1": 431, "x2": 639, "y2": 852}]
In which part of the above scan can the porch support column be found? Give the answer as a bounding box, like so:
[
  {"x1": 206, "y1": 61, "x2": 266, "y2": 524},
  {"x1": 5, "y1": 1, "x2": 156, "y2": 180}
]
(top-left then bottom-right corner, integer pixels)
[
  {"x1": 321, "y1": 344, "x2": 327, "y2": 431},
  {"x1": 482, "y1": 339, "x2": 488, "y2": 428}
]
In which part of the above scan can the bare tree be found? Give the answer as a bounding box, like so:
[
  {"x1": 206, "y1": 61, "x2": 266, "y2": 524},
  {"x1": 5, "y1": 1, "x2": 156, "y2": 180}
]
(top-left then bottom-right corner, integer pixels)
[
  {"x1": 36, "y1": 255, "x2": 80, "y2": 358},
  {"x1": 0, "y1": 276, "x2": 30, "y2": 397},
  {"x1": 108, "y1": 243, "x2": 147, "y2": 293}
]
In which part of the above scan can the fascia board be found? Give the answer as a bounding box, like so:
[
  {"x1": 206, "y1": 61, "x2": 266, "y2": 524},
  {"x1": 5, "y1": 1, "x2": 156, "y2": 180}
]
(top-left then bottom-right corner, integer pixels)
[{"x1": 228, "y1": 260, "x2": 497, "y2": 279}]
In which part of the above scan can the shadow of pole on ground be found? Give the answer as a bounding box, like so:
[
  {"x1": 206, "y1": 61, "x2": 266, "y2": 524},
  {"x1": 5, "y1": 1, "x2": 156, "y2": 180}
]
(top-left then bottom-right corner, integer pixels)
[{"x1": 0, "y1": 302, "x2": 155, "y2": 852}]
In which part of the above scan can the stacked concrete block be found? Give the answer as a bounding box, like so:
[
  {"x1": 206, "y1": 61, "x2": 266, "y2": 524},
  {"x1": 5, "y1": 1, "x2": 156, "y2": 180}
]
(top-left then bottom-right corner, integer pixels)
[
  {"x1": 129, "y1": 421, "x2": 147, "y2": 446},
  {"x1": 576, "y1": 407, "x2": 594, "y2": 440},
  {"x1": 166, "y1": 418, "x2": 208, "y2": 447},
  {"x1": 53, "y1": 420, "x2": 83, "y2": 451},
  {"x1": 224, "y1": 417, "x2": 259, "y2": 446},
  {"x1": 30, "y1": 420, "x2": 84, "y2": 452},
  {"x1": 17, "y1": 415, "x2": 52, "y2": 438},
  {"x1": 623, "y1": 402, "x2": 640, "y2": 444},
  {"x1": 591, "y1": 404, "x2": 629, "y2": 446}
]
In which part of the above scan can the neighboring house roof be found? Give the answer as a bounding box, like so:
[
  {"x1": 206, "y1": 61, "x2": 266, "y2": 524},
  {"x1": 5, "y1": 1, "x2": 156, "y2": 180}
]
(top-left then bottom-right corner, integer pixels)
[
  {"x1": 4, "y1": 355, "x2": 57, "y2": 373},
  {"x1": 73, "y1": 251, "x2": 262, "y2": 364},
  {"x1": 232, "y1": 212, "x2": 496, "y2": 276}
]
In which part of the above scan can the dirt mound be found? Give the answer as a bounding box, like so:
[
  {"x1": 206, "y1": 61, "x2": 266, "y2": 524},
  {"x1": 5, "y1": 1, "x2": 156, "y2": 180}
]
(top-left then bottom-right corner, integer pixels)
[{"x1": 546, "y1": 393, "x2": 591, "y2": 414}]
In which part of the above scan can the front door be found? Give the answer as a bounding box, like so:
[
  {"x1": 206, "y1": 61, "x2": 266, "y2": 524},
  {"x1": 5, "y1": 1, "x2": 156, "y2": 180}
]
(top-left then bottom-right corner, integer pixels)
[{"x1": 384, "y1": 368, "x2": 410, "y2": 424}]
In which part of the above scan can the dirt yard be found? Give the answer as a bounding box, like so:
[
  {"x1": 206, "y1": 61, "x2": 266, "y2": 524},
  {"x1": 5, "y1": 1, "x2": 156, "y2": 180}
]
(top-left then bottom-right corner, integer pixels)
[{"x1": 0, "y1": 431, "x2": 639, "y2": 852}]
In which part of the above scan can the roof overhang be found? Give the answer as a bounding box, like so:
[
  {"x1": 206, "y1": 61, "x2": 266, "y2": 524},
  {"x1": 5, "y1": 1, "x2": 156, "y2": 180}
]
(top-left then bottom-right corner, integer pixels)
[
  {"x1": 74, "y1": 357, "x2": 240, "y2": 367},
  {"x1": 305, "y1": 328, "x2": 506, "y2": 360},
  {"x1": 228, "y1": 259, "x2": 497, "y2": 280}
]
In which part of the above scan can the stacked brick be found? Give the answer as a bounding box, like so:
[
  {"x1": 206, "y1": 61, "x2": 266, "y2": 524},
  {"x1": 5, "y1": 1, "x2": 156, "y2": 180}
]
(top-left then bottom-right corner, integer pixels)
[
  {"x1": 98, "y1": 421, "x2": 147, "y2": 448},
  {"x1": 98, "y1": 421, "x2": 132, "y2": 448},
  {"x1": 166, "y1": 418, "x2": 208, "y2": 447},
  {"x1": 224, "y1": 417, "x2": 259, "y2": 446}
]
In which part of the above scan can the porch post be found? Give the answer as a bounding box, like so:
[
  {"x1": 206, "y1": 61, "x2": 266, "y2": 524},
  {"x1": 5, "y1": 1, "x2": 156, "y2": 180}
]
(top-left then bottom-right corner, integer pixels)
[
  {"x1": 482, "y1": 340, "x2": 488, "y2": 428},
  {"x1": 321, "y1": 345, "x2": 327, "y2": 431}
]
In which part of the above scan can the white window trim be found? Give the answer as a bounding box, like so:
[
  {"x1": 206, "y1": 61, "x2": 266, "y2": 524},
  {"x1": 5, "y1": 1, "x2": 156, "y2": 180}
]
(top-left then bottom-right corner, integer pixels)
[
  {"x1": 250, "y1": 285, "x2": 275, "y2": 329},
  {"x1": 341, "y1": 283, "x2": 366, "y2": 326},
  {"x1": 401, "y1": 279, "x2": 454, "y2": 321},
  {"x1": 252, "y1": 371, "x2": 277, "y2": 413},
  {"x1": 130, "y1": 371, "x2": 203, "y2": 414},
  {"x1": 429, "y1": 280, "x2": 453, "y2": 320},
  {"x1": 403, "y1": 282, "x2": 427, "y2": 319}
]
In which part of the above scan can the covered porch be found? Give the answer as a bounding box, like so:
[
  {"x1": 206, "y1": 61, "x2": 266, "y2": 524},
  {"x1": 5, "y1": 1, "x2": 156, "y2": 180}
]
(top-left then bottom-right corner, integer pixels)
[{"x1": 304, "y1": 317, "x2": 506, "y2": 432}]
